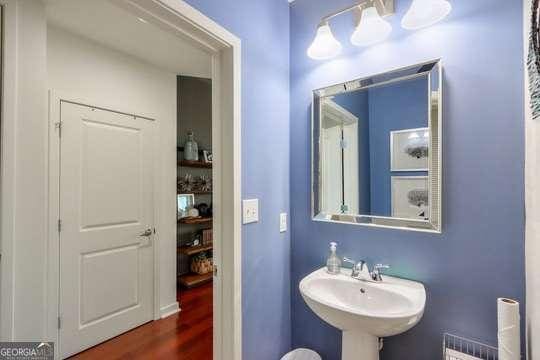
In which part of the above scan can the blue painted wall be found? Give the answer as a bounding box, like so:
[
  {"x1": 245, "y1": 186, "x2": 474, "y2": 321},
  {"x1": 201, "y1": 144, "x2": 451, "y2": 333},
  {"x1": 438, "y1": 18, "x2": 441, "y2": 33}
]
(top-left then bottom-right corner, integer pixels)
[
  {"x1": 369, "y1": 77, "x2": 429, "y2": 215},
  {"x1": 181, "y1": 1, "x2": 291, "y2": 359},
  {"x1": 290, "y1": 1, "x2": 524, "y2": 360}
]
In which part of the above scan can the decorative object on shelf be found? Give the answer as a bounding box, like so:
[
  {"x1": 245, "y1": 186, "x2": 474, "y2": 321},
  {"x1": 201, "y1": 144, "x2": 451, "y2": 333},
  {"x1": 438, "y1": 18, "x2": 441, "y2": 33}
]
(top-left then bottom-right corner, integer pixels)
[
  {"x1": 390, "y1": 128, "x2": 429, "y2": 171},
  {"x1": 179, "y1": 174, "x2": 212, "y2": 193},
  {"x1": 183, "y1": 131, "x2": 199, "y2": 161},
  {"x1": 202, "y1": 229, "x2": 213, "y2": 245},
  {"x1": 307, "y1": 0, "x2": 451, "y2": 60},
  {"x1": 188, "y1": 207, "x2": 200, "y2": 218},
  {"x1": 196, "y1": 175, "x2": 212, "y2": 193},
  {"x1": 178, "y1": 174, "x2": 196, "y2": 192},
  {"x1": 186, "y1": 237, "x2": 201, "y2": 247},
  {"x1": 391, "y1": 176, "x2": 429, "y2": 220},
  {"x1": 177, "y1": 193, "x2": 195, "y2": 219},
  {"x1": 195, "y1": 203, "x2": 211, "y2": 217},
  {"x1": 203, "y1": 150, "x2": 213, "y2": 163},
  {"x1": 190, "y1": 253, "x2": 213, "y2": 275}
]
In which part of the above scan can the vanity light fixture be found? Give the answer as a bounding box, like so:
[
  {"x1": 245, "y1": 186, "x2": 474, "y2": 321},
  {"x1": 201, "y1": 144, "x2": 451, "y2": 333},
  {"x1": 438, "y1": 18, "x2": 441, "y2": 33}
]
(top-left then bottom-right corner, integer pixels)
[
  {"x1": 307, "y1": 22, "x2": 343, "y2": 60},
  {"x1": 401, "y1": 0, "x2": 452, "y2": 30},
  {"x1": 350, "y1": 6, "x2": 392, "y2": 47},
  {"x1": 307, "y1": 0, "x2": 452, "y2": 60}
]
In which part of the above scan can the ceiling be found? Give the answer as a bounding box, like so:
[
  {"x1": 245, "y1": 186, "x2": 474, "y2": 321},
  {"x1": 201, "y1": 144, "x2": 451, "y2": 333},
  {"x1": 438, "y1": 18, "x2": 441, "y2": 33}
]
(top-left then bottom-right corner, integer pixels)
[{"x1": 45, "y1": 0, "x2": 212, "y2": 78}]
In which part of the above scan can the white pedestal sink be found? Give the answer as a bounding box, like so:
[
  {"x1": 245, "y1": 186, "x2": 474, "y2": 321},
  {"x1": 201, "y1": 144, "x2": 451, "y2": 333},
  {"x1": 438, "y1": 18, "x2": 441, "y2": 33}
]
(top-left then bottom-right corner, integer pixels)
[{"x1": 299, "y1": 268, "x2": 426, "y2": 360}]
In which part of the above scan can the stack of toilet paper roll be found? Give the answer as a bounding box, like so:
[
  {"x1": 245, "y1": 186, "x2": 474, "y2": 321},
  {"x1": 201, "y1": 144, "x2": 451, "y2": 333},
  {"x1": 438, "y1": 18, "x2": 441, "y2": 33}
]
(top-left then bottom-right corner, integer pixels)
[{"x1": 497, "y1": 298, "x2": 520, "y2": 360}]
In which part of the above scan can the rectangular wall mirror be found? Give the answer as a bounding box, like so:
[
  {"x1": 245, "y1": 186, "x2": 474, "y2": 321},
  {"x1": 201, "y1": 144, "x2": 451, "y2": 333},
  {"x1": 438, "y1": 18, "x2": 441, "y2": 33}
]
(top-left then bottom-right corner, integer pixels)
[{"x1": 312, "y1": 60, "x2": 442, "y2": 233}]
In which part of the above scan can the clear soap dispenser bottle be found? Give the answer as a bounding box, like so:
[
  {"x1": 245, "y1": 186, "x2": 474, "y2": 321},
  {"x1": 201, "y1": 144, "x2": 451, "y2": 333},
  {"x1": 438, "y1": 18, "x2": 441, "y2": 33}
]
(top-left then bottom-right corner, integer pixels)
[{"x1": 326, "y1": 242, "x2": 341, "y2": 275}]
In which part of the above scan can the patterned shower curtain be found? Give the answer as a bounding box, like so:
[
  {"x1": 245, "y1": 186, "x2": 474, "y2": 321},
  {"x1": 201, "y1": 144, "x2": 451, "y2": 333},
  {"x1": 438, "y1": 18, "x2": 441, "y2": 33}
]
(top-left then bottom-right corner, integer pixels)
[{"x1": 529, "y1": 0, "x2": 540, "y2": 119}]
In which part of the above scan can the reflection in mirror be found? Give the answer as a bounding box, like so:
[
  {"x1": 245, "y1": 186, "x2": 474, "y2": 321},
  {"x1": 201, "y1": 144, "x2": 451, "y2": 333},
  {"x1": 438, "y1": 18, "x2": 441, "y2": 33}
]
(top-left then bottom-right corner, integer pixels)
[{"x1": 312, "y1": 60, "x2": 441, "y2": 232}]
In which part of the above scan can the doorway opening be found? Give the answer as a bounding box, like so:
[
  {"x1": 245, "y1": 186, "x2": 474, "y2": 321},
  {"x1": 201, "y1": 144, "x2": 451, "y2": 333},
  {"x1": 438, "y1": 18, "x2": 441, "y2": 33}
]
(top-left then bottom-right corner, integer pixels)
[
  {"x1": 176, "y1": 75, "x2": 214, "y2": 358},
  {"x1": 46, "y1": 0, "x2": 212, "y2": 357},
  {"x1": 10, "y1": 0, "x2": 244, "y2": 358}
]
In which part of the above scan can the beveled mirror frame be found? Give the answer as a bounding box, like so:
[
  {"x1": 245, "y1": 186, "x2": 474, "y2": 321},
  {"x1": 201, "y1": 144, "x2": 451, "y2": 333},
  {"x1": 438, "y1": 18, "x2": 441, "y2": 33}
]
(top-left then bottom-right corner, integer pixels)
[{"x1": 311, "y1": 59, "x2": 442, "y2": 233}]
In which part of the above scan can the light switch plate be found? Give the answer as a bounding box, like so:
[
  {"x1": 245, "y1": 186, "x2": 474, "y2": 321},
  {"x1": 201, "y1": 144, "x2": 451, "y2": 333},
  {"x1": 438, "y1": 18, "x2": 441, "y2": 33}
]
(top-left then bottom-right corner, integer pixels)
[
  {"x1": 242, "y1": 199, "x2": 259, "y2": 224},
  {"x1": 279, "y1": 213, "x2": 287, "y2": 233}
]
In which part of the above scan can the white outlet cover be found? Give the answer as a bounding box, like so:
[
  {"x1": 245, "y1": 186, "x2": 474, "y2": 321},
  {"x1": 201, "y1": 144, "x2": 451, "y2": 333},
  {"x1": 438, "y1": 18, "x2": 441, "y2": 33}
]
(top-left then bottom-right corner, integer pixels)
[
  {"x1": 280, "y1": 213, "x2": 287, "y2": 233},
  {"x1": 242, "y1": 199, "x2": 259, "y2": 224}
]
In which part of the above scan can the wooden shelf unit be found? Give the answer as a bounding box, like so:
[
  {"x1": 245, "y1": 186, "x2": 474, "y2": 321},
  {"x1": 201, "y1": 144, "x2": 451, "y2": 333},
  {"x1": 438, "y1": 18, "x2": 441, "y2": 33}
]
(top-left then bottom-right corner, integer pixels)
[
  {"x1": 178, "y1": 191, "x2": 212, "y2": 195},
  {"x1": 177, "y1": 146, "x2": 213, "y2": 288},
  {"x1": 177, "y1": 244, "x2": 213, "y2": 256},
  {"x1": 178, "y1": 272, "x2": 212, "y2": 288},
  {"x1": 178, "y1": 160, "x2": 212, "y2": 169},
  {"x1": 178, "y1": 217, "x2": 212, "y2": 225}
]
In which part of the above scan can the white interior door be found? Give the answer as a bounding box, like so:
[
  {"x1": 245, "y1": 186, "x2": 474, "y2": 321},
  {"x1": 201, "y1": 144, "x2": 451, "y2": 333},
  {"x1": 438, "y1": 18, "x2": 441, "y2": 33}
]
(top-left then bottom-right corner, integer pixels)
[
  {"x1": 59, "y1": 102, "x2": 155, "y2": 358},
  {"x1": 322, "y1": 124, "x2": 343, "y2": 214}
]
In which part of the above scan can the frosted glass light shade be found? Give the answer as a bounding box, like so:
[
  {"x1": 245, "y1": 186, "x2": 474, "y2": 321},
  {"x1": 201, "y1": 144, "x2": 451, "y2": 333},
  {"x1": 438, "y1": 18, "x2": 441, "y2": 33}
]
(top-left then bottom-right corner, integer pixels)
[
  {"x1": 307, "y1": 23, "x2": 342, "y2": 60},
  {"x1": 401, "y1": 0, "x2": 452, "y2": 30},
  {"x1": 350, "y1": 7, "x2": 392, "y2": 47}
]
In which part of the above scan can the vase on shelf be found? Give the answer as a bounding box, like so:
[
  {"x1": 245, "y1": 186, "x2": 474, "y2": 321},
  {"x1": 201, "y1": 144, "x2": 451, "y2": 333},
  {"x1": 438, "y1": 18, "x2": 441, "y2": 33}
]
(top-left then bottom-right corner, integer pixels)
[{"x1": 183, "y1": 131, "x2": 199, "y2": 161}]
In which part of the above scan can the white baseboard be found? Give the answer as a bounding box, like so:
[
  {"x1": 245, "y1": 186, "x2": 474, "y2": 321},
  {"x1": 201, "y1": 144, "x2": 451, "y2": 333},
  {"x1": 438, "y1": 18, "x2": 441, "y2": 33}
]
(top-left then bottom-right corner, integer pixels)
[{"x1": 160, "y1": 302, "x2": 180, "y2": 318}]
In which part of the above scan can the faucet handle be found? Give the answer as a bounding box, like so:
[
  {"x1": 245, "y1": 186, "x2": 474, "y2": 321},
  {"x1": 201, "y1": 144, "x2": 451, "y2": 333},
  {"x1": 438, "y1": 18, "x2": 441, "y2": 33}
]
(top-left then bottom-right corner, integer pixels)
[
  {"x1": 372, "y1": 264, "x2": 390, "y2": 282},
  {"x1": 343, "y1": 257, "x2": 365, "y2": 277}
]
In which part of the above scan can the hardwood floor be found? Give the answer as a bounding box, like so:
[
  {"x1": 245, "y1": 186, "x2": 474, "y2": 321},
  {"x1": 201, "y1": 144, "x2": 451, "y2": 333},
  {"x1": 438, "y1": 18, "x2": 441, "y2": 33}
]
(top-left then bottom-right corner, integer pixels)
[{"x1": 70, "y1": 283, "x2": 213, "y2": 360}]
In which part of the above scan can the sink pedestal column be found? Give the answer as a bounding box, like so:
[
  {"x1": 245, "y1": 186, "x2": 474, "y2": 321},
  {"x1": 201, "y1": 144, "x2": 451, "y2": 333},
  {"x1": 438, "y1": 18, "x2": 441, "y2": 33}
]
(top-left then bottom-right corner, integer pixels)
[{"x1": 342, "y1": 331, "x2": 379, "y2": 360}]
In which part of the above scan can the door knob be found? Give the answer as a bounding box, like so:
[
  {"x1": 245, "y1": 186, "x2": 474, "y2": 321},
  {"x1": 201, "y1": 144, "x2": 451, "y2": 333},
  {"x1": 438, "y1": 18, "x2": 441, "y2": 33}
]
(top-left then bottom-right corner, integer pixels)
[
  {"x1": 138, "y1": 228, "x2": 153, "y2": 248},
  {"x1": 138, "y1": 228, "x2": 152, "y2": 237}
]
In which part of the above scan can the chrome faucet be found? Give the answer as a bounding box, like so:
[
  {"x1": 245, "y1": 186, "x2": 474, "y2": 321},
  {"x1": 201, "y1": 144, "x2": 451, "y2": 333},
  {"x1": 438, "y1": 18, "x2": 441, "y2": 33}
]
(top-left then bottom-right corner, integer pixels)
[
  {"x1": 370, "y1": 264, "x2": 390, "y2": 282},
  {"x1": 343, "y1": 257, "x2": 366, "y2": 277},
  {"x1": 343, "y1": 257, "x2": 390, "y2": 282}
]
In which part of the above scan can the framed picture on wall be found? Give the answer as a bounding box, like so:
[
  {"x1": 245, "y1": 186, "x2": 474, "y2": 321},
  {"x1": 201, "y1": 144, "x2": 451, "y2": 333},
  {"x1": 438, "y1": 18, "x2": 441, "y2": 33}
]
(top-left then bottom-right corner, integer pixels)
[
  {"x1": 390, "y1": 128, "x2": 429, "y2": 171},
  {"x1": 177, "y1": 193, "x2": 195, "y2": 219},
  {"x1": 391, "y1": 176, "x2": 429, "y2": 220},
  {"x1": 203, "y1": 150, "x2": 213, "y2": 163}
]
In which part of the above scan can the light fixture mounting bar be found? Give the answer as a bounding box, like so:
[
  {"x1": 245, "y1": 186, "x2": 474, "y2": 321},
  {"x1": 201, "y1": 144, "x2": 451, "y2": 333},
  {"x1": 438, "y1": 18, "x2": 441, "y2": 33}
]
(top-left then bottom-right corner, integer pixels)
[{"x1": 320, "y1": 0, "x2": 394, "y2": 24}]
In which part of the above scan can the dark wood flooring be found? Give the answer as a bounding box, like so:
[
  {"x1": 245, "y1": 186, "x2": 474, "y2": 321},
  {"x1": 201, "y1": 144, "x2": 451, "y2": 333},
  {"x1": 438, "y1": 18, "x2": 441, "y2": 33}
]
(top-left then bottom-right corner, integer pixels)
[{"x1": 70, "y1": 283, "x2": 213, "y2": 360}]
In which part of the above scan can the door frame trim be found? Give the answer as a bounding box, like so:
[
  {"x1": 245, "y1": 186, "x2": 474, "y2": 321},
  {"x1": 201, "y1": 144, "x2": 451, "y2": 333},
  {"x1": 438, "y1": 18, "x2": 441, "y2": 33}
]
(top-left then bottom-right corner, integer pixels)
[
  {"x1": 1, "y1": 1, "x2": 242, "y2": 359},
  {"x1": 0, "y1": 0, "x2": 16, "y2": 341},
  {"x1": 46, "y1": 91, "x2": 163, "y2": 355}
]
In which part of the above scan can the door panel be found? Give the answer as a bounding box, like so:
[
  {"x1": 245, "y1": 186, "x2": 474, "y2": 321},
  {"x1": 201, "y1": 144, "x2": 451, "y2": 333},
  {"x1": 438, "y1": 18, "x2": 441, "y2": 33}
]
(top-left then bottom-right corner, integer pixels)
[
  {"x1": 81, "y1": 120, "x2": 141, "y2": 228},
  {"x1": 59, "y1": 102, "x2": 155, "y2": 358},
  {"x1": 80, "y1": 245, "x2": 139, "y2": 326}
]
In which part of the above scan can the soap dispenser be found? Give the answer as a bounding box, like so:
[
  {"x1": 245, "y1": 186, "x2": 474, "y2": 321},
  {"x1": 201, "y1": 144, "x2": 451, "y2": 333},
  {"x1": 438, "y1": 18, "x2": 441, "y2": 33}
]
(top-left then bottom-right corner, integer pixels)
[{"x1": 326, "y1": 242, "x2": 341, "y2": 275}]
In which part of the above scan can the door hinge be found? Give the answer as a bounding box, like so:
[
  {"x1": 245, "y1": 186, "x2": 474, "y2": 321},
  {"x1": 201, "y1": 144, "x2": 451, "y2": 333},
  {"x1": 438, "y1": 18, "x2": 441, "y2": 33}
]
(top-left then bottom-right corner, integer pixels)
[
  {"x1": 57, "y1": 219, "x2": 62, "y2": 233},
  {"x1": 340, "y1": 139, "x2": 348, "y2": 149},
  {"x1": 57, "y1": 316, "x2": 61, "y2": 329},
  {"x1": 55, "y1": 121, "x2": 62, "y2": 137},
  {"x1": 213, "y1": 265, "x2": 218, "y2": 277}
]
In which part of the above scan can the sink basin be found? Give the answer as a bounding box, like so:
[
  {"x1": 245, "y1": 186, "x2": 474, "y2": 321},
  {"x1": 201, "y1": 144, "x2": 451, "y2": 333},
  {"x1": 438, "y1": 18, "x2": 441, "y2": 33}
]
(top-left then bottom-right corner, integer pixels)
[{"x1": 299, "y1": 268, "x2": 426, "y2": 360}]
